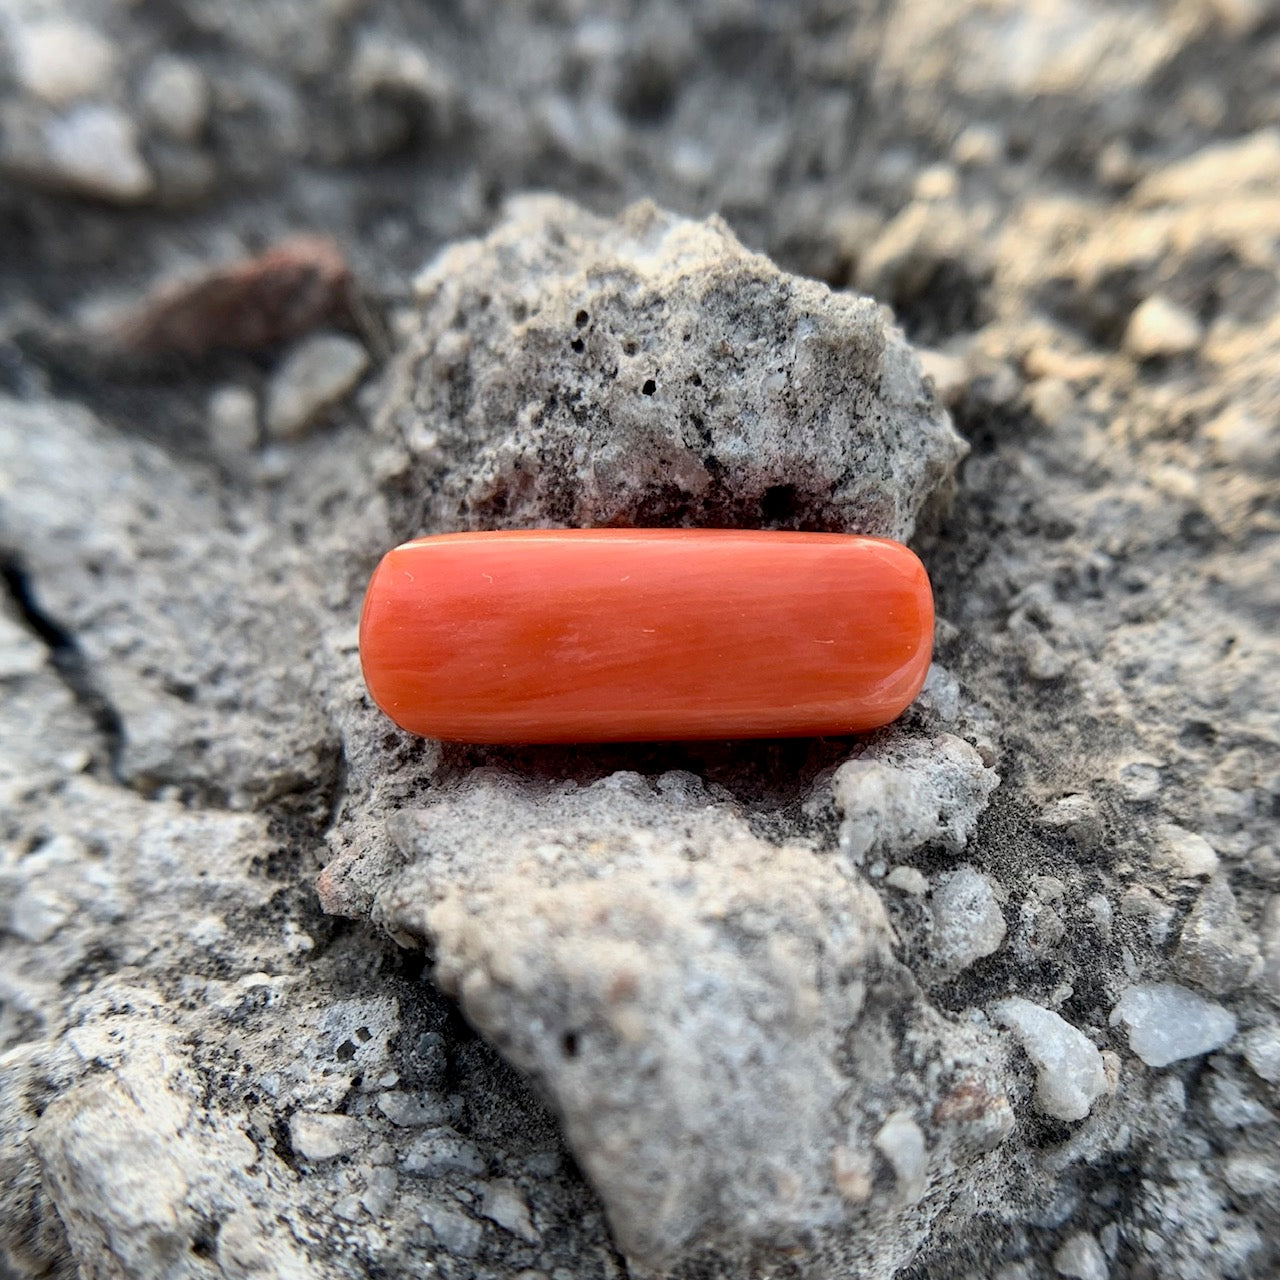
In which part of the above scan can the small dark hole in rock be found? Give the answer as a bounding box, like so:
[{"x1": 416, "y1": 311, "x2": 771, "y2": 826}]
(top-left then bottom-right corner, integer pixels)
[
  {"x1": 1179, "y1": 720, "x2": 1218, "y2": 748},
  {"x1": 562, "y1": 1031, "x2": 579, "y2": 1058},
  {"x1": 575, "y1": 309, "x2": 590, "y2": 327},
  {"x1": 191, "y1": 1226, "x2": 218, "y2": 1261},
  {"x1": 642, "y1": 378, "x2": 657, "y2": 396},
  {"x1": 570, "y1": 338, "x2": 584, "y2": 353},
  {"x1": 760, "y1": 483, "x2": 800, "y2": 523},
  {"x1": 615, "y1": 57, "x2": 677, "y2": 124}
]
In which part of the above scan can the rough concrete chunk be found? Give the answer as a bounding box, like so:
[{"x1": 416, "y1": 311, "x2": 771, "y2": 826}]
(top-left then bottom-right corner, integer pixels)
[
  {"x1": 385, "y1": 194, "x2": 965, "y2": 537},
  {"x1": 0, "y1": 398, "x2": 335, "y2": 806},
  {"x1": 374, "y1": 770, "x2": 1005, "y2": 1265}
]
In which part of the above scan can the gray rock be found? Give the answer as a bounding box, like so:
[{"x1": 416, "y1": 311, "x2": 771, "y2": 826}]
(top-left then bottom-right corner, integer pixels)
[
  {"x1": 1054, "y1": 1231, "x2": 1108, "y2": 1280},
  {"x1": 420, "y1": 1200, "x2": 484, "y2": 1257},
  {"x1": 1223, "y1": 1155, "x2": 1280, "y2": 1199},
  {"x1": 1123, "y1": 295, "x2": 1202, "y2": 360},
  {"x1": 36, "y1": 104, "x2": 153, "y2": 202},
  {"x1": 991, "y1": 998, "x2": 1108, "y2": 1122},
  {"x1": 829, "y1": 732, "x2": 999, "y2": 864},
  {"x1": 931, "y1": 866, "x2": 1006, "y2": 972},
  {"x1": 10, "y1": 18, "x2": 118, "y2": 107},
  {"x1": 385, "y1": 194, "x2": 965, "y2": 537},
  {"x1": 290, "y1": 1112, "x2": 365, "y2": 1161},
  {"x1": 1260, "y1": 896, "x2": 1280, "y2": 999},
  {"x1": 1109, "y1": 984, "x2": 1237, "y2": 1067},
  {"x1": 207, "y1": 384, "x2": 259, "y2": 462},
  {"x1": 371, "y1": 770, "x2": 1006, "y2": 1265},
  {"x1": 266, "y1": 332, "x2": 370, "y2": 441},
  {"x1": 138, "y1": 56, "x2": 211, "y2": 144},
  {"x1": 1175, "y1": 878, "x2": 1263, "y2": 994},
  {"x1": 480, "y1": 1182, "x2": 539, "y2": 1243},
  {"x1": 873, "y1": 1112, "x2": 929, "y2": 1206},
  {"x1": 401, "y1": 1130, "x2": 486, "y2": 1178},
  {"x1": 1241, "y1": 1026, "x2": 1280, "y2": 1084},
  {"x1": 1150, "y1": 824, "x2": 1220, "y2": 879},
  {"x1": 1037, "y1": 794, "x2": 1104, "y2": 854},
  {"x1": 375, "y1": 1091, "x2": 453, "y2": 1127}
]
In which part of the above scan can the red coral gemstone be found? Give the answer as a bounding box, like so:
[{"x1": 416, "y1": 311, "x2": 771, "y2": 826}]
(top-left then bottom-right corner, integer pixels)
[{"x1": 359, "y1": 529, "x2": 933, "y2": 743}]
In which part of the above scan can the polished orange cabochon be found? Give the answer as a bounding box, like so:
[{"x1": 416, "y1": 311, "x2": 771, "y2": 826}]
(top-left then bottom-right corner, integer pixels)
[{"x1": 358, "y1": 529, "x2": 934, "y2": 743}]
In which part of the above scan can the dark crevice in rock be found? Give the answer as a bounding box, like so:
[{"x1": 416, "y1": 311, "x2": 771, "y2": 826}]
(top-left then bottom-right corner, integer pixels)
[
  {"x1": 430, "y1": 734, "x2": 862, "y2": 821},
  {"x1": 1, "y1": 556, "x2": 124, "y2": 784}
]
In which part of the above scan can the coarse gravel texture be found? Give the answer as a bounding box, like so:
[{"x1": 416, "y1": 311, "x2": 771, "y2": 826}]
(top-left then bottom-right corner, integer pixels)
[{"x1": 1, "y1": 1, "x2": 1279, "y2": 1279}]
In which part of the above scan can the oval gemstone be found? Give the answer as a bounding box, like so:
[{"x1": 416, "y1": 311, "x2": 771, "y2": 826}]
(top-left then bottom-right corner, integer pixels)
[{"x1": 358, "y1": 529, "x2": 934, "y2": 743}]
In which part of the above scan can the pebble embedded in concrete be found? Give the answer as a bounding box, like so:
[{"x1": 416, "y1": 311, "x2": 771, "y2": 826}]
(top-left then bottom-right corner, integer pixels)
[
  {"x1": 480, "y1": 1183, "x2": 539, "y2": 1243},
  {"x1": 400, "y1": 1129, "x2": 486, "y2": 1178},
  {"x1": 873, "y1": 1111, "x2": 928, "y2": 1205},
  {"x1": 208, "y1": 385, "x2": 259, "y2": 461},
  {"x1": 1222, "y1": 1155, "x2": 1280, "y2": 1198},
  {"x1": 289, "y1": 1112, "x2": 364, "y2": 1161},
  {"x1": 1175, "y1": 877, "x2": 1262, "y2": 994},
  {"x1": 1151, "y1": 824, "x2": 1219, "y2": 878},
  {"x1": 832, "y1": 733, "x2": 999, "y2": 864},
  {"x1": 886, "y1": 866, "x2": 929, "y2": 896},
  {"x1": 1037, "y1": 794, "x2": 1104, "y2": 853},
  {"x1": 138, "y1": 56, "x2": 211, "y2": 143},
  {"x1": 375, "y1": 1091, "x2": 452, "y2": 1127},
  {"x1": 421, "y1": 1201, "x2": 483, "y2": 1258},
  {"x1": 931, "y1": 865, "x2": 1006, "y2": 971},
  {"x1": 1241, "y1": 1025, "x2": 1280, "y2": 1083},
  {"x1": 1109, "y1": 983, "x2": 1237, "y2": 1067},
  {"x1": 991, "y1": 998, "x2": 1109, "y2": 1122},
  {"x1": 12, "y1": 19, "x2": 118, "y2": 106}
]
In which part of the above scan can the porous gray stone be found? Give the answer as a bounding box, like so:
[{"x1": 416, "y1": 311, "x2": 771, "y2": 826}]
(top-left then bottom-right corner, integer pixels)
[
  {"x1": 382, "y1": 194, "x2": 966, "y2": 537},
  {"x1": 373, "y1": 770, "x2": 1008, "y2": 1266}
]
